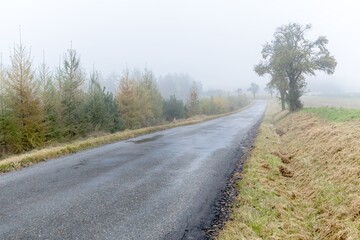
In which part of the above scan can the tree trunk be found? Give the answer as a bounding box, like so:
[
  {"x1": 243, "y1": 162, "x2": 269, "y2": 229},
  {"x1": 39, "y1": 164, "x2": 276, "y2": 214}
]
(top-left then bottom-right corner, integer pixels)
[
  {"x1": 288, "y1": 77, "x2": 302, "y2": 112},
  {"x1": 280, "y1": 90, "x2": 286, "y2": 110}
]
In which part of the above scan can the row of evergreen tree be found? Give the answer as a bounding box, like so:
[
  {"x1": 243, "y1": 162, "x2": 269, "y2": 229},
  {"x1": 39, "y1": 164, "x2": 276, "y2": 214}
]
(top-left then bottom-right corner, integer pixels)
[{"x1": 0, "y1": 43, "x2": 247, "y2": 157}]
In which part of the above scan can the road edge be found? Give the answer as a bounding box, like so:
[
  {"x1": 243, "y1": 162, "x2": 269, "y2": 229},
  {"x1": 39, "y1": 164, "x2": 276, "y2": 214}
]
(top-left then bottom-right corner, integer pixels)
[{"x1": 179, "y1": 103, "x2": 266, "y2": 239}]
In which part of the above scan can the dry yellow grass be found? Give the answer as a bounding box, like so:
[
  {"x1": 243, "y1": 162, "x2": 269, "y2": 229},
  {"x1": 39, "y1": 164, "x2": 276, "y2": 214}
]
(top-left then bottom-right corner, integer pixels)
[
  {"x1": 0, "y1": 103, "x2": 252, "y2": 173},
  {"x1": 218, "y1": 101, "x2": 360, "y2": 240}
]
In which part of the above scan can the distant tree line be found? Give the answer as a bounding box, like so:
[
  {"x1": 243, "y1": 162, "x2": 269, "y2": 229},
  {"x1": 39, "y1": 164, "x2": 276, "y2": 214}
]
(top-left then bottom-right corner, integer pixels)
[
  {"x1": 0, "y1": 42, "x2": 248, "y2": 157},
  {"x1": 158, "y1": 73, "x2": 202, "y2": 102}
]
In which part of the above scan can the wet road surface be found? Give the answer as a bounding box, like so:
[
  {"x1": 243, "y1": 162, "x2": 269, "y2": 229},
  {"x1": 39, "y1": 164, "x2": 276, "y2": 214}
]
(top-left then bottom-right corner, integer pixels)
[{"x1": 0, "y1": 101, "x2": 266, "y2": 240}]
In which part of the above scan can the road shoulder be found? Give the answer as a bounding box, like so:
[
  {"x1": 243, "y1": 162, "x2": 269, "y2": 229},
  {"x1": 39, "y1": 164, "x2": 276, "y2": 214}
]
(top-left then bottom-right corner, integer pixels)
[{"x1": 218, "y1": 101, "x2": 360, "y2": 239}]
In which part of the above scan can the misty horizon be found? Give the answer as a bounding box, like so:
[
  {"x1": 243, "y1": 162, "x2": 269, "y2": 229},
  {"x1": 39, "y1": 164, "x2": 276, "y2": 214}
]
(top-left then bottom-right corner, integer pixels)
[{"x1": 1, "y1": 0, "x2": 360, "y2": 93}]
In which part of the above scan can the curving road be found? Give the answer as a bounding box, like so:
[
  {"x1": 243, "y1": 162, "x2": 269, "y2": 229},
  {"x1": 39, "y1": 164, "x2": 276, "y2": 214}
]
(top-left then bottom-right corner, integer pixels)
[{"x1": 0, "y1": 101, "x2": 266, "y2": 240}]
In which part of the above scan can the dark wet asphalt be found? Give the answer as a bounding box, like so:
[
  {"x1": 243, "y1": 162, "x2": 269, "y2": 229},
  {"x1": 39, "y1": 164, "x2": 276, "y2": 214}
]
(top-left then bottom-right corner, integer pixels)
[{"x1": 0, "y1": 101, "x2": 266, "y2": 240}]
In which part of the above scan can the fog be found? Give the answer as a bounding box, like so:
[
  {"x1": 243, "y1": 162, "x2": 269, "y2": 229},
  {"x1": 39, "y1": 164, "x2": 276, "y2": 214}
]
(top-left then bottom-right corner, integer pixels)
[{"x1": 1, "y1": 0, "x2": 360, "y2": 93}]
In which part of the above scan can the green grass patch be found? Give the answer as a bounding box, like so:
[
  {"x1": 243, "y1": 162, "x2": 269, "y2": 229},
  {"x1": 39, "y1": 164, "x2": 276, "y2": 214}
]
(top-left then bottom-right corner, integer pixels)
[{"x1": 303, "y1": 107, "x2": 360, "y2": 121}]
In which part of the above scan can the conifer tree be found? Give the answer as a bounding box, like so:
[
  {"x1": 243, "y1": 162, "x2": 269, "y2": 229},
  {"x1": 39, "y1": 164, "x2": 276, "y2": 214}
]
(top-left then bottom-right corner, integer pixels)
[
  {"x1": 187, "y1": 82, "x2": 200, "y2": 117},
  {"x1": 117, "y1": 69, "x2": 164, "y2": 129},
  {"x1": 117, "y1": 69, "x2": 141, "y2": 129},
  {"x1": 5, "y1": 42, "x2": 45, "y2": 152},
  {"x1": 163, "y1": 95, "x2": 185, "y2": 121},
  {"x1": 84, "y1": 70, "x2": 122, "y2": 132},
  {"x1": 103, "y1": 90, "x2": 123, "y2": 132},
  {"x1": 139, "y1": 68, "x2": 163, "y2": 126},
  {"x1": 37, "y1": 54, "x2": 58, "y2": 140},
  {"x1": 58, "y1": 48, "x2": 85, "y2": 137}
]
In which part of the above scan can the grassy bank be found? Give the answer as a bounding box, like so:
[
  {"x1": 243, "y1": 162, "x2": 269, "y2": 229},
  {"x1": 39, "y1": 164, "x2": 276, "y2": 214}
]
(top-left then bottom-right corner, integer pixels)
[
  {"x1": 219, "y1": 102, "x2": 360, "y2": 239},
  {"x1": 0, "y1": 104, "x2": 252, "y2": 173}
]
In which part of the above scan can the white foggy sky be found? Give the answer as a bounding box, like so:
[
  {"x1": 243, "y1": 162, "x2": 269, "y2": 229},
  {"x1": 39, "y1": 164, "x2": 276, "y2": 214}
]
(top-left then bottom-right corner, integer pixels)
[{"x1": 1, "y1": 0, "x2": 360, "y2": 92}]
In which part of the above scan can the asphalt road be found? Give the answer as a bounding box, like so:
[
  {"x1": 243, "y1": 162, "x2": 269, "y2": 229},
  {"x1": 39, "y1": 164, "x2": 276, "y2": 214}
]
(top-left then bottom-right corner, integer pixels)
[{"x1": 0, "y1": 101, "x2": 266, "y2": 240}]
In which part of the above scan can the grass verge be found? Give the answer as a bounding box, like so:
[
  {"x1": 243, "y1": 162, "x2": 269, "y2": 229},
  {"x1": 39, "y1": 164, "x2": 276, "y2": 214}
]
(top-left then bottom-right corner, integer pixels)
[
  {"x1": 218, "y1": 102, "x2": 360, "y2": 240},
  {"x1": 0, "y1": 104, "x2": 252, "y2": 173}
]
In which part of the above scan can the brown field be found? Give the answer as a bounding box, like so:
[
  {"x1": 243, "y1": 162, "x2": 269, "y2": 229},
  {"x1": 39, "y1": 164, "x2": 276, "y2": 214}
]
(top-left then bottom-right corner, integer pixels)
[{"x1": 302, "y1": 96, "x2": 360, "y2": 109}]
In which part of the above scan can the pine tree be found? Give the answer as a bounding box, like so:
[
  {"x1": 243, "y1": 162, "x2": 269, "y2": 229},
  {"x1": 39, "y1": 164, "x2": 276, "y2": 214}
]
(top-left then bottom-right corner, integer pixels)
[
  {"x1": 187, "y1": 82, "x2": 200, "y2": 117},
  {"x1": 117, "y1": 69, "x2": 141, "y2": 129},
  {"x1": 117, "y1": 69, "x2": 164, "y2": 129},
  {"x1": 163, "y1": 95, "x2": 185, "y2": 121},
  {"x1": 139, "y1": 68, "x2": 163, "y2": 126},
  {"x1": 58, "y1": 48, "x2": 85, "y2": 137},
  {"x1": 103, "y1": 90, "x2": 123, "y2": 132},
  {"x1": 37, "y1": 54, "x2": 58, "y2": 140},
  {"x1": 5, "y1": 42, "x2": 45, "y2": 152},
  {"x1": 84, "y1": 70, "x2": 122, "y2": 132}
]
